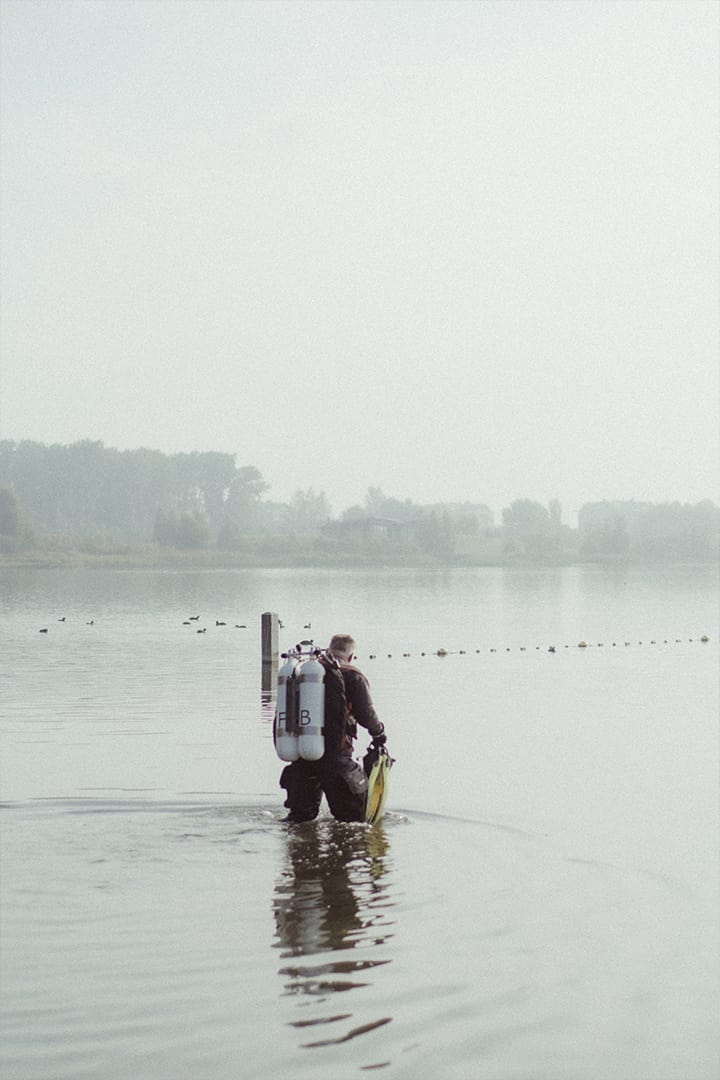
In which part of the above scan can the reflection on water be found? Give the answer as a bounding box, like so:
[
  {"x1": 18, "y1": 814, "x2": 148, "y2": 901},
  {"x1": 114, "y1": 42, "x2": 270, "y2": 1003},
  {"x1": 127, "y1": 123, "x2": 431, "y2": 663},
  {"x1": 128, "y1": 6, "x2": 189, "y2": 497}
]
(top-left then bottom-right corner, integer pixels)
[
  {"x1": 272, "y1": 819, "x2": 394, "y2": 1053},
  {"x1": 261, "y1": 660, "x2": 275, "y2": 701}
]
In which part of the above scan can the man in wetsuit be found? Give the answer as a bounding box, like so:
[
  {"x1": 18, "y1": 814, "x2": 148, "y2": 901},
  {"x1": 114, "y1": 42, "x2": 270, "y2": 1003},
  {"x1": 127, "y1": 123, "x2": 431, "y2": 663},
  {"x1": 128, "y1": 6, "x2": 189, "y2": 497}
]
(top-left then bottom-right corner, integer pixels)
[{"x1": 280, "y1": 633, "x2": 386, "y2": 823}]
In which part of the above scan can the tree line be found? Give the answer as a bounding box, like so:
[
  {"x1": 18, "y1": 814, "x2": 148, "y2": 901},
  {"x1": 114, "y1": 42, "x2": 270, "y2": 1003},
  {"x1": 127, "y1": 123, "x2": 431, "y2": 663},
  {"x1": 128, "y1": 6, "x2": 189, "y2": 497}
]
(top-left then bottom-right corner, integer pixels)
[{"x1": 0, "y1": 440, "x2": 717, "y2": 563}]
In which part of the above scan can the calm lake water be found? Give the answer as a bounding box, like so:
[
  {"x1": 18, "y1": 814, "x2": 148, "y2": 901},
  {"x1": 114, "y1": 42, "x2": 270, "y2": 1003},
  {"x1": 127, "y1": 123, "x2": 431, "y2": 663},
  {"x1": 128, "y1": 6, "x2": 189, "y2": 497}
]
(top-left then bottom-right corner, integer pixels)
[{"x1": 1, "y1": 563, "x2": 718, "y2": 1079}]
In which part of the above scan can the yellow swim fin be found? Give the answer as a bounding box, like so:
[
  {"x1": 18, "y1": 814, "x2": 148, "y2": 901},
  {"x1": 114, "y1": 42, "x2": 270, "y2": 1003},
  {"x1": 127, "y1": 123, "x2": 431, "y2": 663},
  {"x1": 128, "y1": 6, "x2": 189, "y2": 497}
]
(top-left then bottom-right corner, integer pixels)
[{"x1": 364, "y1": 746, "x2": 393, "y2": 824}]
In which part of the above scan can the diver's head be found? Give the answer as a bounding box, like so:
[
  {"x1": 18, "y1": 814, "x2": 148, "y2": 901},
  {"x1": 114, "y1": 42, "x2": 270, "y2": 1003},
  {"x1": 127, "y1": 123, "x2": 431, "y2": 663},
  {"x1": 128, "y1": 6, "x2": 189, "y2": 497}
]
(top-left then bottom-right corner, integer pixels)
[{"x1": 328, "y1": 633, "x2": 356, "y2": 662}]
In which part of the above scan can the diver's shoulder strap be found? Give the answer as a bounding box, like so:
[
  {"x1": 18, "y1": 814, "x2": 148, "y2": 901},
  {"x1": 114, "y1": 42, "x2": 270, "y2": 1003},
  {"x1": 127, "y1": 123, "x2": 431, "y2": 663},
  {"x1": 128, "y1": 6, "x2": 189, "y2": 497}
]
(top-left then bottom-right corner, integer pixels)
[{"x1": 318, "y1": 652, "x2": 353, "y2": 744}]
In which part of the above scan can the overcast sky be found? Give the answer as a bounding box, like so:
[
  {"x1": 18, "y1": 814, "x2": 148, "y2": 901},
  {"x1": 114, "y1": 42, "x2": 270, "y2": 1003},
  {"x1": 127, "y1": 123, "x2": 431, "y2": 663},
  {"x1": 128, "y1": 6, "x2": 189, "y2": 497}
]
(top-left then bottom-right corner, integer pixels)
[{"x1": 1, "y1": 0, "x2": 717, "y2": 520}]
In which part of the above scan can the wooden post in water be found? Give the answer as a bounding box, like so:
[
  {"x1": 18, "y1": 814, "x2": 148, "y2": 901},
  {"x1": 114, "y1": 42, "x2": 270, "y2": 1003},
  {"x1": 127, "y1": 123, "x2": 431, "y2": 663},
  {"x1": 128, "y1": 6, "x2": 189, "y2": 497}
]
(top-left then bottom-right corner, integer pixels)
[{"x1": 261, "y1": 611, "x2": 279, "y2": 696}]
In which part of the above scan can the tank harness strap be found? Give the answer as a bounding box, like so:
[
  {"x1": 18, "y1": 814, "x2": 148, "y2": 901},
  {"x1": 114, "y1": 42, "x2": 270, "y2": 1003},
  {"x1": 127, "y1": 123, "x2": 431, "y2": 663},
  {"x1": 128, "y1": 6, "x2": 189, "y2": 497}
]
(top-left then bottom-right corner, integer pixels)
[{"x1": 320, "y1": 651, "x2": 353, "y2": 739}]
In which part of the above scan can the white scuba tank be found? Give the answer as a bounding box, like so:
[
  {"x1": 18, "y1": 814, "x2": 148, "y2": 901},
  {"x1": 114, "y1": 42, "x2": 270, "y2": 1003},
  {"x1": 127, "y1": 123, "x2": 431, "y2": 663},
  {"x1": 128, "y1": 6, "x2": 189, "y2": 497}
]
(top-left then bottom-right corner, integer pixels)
[
  {"x1": 296, "y1": 654, "x2": 325, "y2": 761},
  {"x1": 274, "y1": 655, "x2": 300, "y2": 762}
]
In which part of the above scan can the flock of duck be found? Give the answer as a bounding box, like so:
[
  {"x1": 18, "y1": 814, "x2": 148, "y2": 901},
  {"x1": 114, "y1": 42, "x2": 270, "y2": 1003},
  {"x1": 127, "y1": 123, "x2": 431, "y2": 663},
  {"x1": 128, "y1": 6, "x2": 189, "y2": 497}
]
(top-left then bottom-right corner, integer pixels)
[
  {"x1": 37, "y1": 616, "x2": 311, "y2": 636},
  {"x1": 37, "y1": 615, "x2": 251, "y2": 634}
]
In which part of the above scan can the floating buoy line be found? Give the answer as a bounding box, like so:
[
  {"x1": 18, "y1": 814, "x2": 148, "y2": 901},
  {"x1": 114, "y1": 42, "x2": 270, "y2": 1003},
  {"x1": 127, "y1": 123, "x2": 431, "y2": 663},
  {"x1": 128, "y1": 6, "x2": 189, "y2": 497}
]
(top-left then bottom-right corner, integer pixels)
[{"x1": 362, "y1": 635, "x2": 711, "y2": 659}]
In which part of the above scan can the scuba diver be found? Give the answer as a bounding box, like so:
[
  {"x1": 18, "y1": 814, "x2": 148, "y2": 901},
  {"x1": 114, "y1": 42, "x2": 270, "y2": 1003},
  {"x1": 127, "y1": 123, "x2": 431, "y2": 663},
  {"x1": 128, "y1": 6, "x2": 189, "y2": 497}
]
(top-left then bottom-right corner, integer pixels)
[{"x1": 275, "y1": 633, "x2": 387, "y2": 823}]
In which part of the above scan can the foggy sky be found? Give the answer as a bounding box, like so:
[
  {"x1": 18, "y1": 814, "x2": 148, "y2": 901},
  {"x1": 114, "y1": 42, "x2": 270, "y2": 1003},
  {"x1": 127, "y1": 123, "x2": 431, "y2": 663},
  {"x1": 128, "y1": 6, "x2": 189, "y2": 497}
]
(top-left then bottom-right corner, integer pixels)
[{"x1": 1, "y1": 0, "x2": 718, "y2": 521}]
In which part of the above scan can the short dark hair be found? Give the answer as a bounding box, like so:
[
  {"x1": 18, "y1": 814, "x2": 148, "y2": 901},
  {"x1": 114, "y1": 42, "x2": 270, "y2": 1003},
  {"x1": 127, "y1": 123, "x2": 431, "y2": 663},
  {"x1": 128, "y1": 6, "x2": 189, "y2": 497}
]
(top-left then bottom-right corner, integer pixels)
[{"x1": 328, "y1": 634, "x2": 355, "y2": 659}]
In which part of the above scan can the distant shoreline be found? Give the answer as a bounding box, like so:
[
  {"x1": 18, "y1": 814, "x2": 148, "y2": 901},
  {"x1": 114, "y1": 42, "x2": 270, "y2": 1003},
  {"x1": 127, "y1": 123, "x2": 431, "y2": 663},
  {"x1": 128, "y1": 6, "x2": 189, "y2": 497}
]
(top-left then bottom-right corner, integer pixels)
[{"x1": 0, "y1": 545, "x2": 714, "y2": 572}]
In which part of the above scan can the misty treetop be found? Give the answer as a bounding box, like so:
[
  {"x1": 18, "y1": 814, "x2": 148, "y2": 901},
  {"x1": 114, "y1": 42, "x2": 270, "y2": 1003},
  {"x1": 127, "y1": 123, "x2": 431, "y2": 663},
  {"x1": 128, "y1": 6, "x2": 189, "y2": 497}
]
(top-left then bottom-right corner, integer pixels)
[
  {"x1": 0, "y1": 440, "x2": 717, "y2": 563},
  {"x1": 0, "y1": 440, "x2": 262, "y2": 548}
]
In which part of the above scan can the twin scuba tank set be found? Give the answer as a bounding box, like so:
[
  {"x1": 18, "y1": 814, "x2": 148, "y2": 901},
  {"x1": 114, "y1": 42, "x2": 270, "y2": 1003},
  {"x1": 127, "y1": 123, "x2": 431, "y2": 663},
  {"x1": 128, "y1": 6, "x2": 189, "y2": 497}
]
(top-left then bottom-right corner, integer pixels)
[{"x1": 273, "y1": 644, "x2": 333, "y2": 763}]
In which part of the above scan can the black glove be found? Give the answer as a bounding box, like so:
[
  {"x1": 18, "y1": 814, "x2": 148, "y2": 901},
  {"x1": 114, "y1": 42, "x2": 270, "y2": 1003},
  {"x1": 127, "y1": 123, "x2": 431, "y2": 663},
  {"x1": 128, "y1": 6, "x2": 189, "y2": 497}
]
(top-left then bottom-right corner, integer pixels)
[{"x1": 371, "y1": 732, "x2": 387, "y2": 747}]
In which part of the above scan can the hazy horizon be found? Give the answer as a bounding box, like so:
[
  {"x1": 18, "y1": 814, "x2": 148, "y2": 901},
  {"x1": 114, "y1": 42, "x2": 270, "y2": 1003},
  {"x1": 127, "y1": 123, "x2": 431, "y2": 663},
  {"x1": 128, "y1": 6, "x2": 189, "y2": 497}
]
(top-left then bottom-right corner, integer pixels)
[{"x1": 1, "y1": 0, "x2": 718, "y2": 520}]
